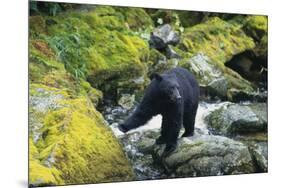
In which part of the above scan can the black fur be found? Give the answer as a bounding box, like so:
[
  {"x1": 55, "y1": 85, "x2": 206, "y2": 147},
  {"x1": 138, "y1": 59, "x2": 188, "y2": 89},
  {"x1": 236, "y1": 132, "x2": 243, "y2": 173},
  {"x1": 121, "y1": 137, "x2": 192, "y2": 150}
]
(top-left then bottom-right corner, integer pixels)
[{"x1": 119, "y1": 67, "x2": 199, "y2": 156}]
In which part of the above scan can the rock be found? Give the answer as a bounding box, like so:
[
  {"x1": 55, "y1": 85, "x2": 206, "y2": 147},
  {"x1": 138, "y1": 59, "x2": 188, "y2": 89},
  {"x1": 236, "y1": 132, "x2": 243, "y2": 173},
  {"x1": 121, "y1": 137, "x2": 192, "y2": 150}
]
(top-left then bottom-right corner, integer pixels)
[
  {"x1": 118, "y1": 93, "x2": 135, "y2": 110},
  {"x1": 242, "y1": 16, "x2": 268, "y2": 72},
  {"x1": 165, "y1": 45, "x2": 181, "y2": 59},
  {"x1": 153, "y1": 135, "x2": 256, "y2": 176},
  {"x1": 206, "y1": 77, "x2": 228, "y2": 99},
  {"x1": 243, "y1": 16, "x2": 267, "y2": 43},
  {"x1": 179, "y1": 17, "x2": 255, "y2": 65},
  {"x1": 247, "y1": 141, "x2": 268, "y2": 172},
  {"x1": 177, "y1": 17, "x2": 257, "y2": 99},
  {"x1": 149, "y1": 24, "x2": 180, "y2": 50},
  {"x1": 206, "y1": 103, "x2": 267, "y2": 136},
  {"x1": 228, "y1": 88, "x2": 267, "y2": 102},
  {"x1": 233, "y1": 132, "x2": 268, "y2": 172},
  {"x1": 184, "y1": 53, "x2": 228, "y2": 98},
  {"x1": 147, "y1": 47, "x2": 180, "y2": 75},
  {"x1": 185, "y1": 53, "x2": 223, "y2": 84},
  {"x1": 29, "y1": 84, "x2": 135, "y2": 186},
  {"x1": 120, "y1": 131, "x2": 168, "y2": 180}
]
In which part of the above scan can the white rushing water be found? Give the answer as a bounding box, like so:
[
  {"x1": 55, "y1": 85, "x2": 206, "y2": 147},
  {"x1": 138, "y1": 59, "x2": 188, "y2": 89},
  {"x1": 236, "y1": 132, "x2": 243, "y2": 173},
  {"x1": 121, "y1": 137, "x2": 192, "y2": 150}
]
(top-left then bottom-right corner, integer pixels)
[
  {"x1": 110, "y1": 101, "x2": 230, "y2": 137},
  {"x1": 102, "y1": 101, "x2": 231, "y2": 180}
]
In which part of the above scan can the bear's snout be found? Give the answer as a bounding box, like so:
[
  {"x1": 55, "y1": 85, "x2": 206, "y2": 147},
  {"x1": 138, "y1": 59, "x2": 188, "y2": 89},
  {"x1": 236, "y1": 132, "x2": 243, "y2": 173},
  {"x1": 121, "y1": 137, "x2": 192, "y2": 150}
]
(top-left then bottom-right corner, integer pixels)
[{"x1": 170, "y1": 88, "x2": 182, "y2": 101}]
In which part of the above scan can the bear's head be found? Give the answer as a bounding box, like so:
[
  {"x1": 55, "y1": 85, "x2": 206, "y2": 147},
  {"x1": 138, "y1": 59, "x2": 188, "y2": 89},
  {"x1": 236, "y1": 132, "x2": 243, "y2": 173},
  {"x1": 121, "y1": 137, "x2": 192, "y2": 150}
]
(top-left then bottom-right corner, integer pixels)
[{"x1": 151, "y1": 73, "x2": 182, "y2": 102}]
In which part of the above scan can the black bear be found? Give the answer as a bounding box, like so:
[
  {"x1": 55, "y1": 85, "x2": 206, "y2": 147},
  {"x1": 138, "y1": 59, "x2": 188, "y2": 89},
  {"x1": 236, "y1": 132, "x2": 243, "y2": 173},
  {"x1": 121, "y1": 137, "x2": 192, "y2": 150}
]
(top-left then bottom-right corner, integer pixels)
[{"x1": 118, "y1": 67, "x2": 199, "y2": 156}]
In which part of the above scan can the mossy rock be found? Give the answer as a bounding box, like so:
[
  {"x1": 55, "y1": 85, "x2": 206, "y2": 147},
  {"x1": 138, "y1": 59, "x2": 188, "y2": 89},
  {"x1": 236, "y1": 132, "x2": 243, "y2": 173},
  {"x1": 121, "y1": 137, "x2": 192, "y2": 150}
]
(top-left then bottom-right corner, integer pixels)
[
  {"x1": 243, "y1": 15, "x2": 268, "y2": 42},
  {"x1": 176, "y1": 11, "x2": 205, "y2": 28},
  {"x1": 29, "y1": 5, "x2": 151, "y2": 98},
  {"x1": 176, "y1": 17, "x2": 256, "y2": 96},
  {"x1": 148, "y1": 9, "x2": 182, "y2": 30},
  {"x1": 29, "y1": 84, "x2": 135, "y2": 186},
  {"x1": 206, "y1": 103, "x2": 267, "y2": 136},
  {"x1": 114, "y1": 7, "x2": 153, "y2": 31},
  {"x1": 242, "y1": 15, "x2": 268, "y2": 61},
  {"x1": 29, "y1": 39, "x2": 102, "y2": 101},
  {"x1": 179, "y1": 17, "x2": 255, "y2": 64},
  {"x1": 29, "y1": 138, "x2": 64, "y2": 186},
  {"x1": 146, "y1": 48, "x2": 179, "y2": 76}
]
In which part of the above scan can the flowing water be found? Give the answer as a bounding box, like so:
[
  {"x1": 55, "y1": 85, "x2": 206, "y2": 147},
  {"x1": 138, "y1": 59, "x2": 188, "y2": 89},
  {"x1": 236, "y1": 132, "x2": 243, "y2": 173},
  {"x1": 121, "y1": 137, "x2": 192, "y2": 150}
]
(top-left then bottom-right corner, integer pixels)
[{"x1": 101, "y1": 101, "x2": 230, "y2": 180}]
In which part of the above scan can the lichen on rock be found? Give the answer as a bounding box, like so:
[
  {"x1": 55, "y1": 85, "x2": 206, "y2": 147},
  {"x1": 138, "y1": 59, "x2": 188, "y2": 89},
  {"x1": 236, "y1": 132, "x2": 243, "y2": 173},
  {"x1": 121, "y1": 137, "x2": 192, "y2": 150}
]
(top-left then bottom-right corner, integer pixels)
[
  {"x1": 29, "y1": 83, "x2": 135, "y2": 186},
  {"x1": 206, "y1": 103, "x2": 267, "y2": 136}
]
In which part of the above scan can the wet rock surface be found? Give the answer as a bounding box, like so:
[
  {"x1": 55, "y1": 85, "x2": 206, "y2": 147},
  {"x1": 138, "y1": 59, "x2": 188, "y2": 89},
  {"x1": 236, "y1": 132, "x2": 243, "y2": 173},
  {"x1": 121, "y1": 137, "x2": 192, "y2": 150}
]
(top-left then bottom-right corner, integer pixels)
[
  {"x1": 153, "y1": 134, "x2": 256, "y2": 177},
  {"x1": 101, "y1": 101, "x2": 267, "y2": 180},
  {"x1": 206, "y1": 103, "x2": 267, "y2": 135}
]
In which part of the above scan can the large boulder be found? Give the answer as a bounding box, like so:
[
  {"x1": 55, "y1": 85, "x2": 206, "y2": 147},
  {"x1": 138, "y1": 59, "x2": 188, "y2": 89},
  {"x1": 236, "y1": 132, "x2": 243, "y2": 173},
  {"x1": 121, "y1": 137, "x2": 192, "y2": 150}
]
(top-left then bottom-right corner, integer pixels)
[
  {"x1": 206, "y1": 103, "x2": 267, "y2": 136},
  {"x1": 153, "y1": 135, "x2": 256, "y2": 177},
  {"x1": 149, "y1": 24, "x2": 180, "y2": 50},
  {"x1": 183, "y1": 53, "x2": 228, "y2": 99},
  {"x1": 175, "y1": 17, "x2": 258, "y2": 100},
  {"x1": 178, "y1": 17, "x2": 255, "y2": 65},
  {"x1": 29, "y1": 84, "x2": 135, "y2": 186},
  {"x1": 29, "y1": 21, "x2": 135, "y2": 185},
  {"x1": 234, "y1": 133, "x2": 268, "y2": 172},
  {"x1": 33, "y1": 5, "x2": 151, "y2": 101}
]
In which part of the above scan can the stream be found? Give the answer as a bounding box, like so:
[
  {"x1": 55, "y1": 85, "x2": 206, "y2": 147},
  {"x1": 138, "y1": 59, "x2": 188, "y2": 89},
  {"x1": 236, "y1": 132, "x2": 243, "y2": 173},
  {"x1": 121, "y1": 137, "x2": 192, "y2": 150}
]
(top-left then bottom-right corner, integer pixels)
[{"x1": 100, "y1": 100, "x2": 231, "y2": 180}]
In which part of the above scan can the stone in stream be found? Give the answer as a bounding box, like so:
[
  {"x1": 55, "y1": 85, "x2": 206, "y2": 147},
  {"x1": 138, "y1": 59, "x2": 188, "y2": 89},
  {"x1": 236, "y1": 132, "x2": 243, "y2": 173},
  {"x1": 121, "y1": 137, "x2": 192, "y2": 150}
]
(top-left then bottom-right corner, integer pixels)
[
  {"x1": 152, "y1": 134, "x2": 256, "y2": 177},
  {"x1": 234, "y1": 132, "x2": 268, "y2": 173},
  {"x1": 121, "y1": 129, "x2": 258, "y2": 178},
  {"x1": 206, "y1": 103, "x2": 267, "y2": 136},
  {"x1": 206, "y1": 103, "x2": 268, "y2": 172},
  {"x1": 118, "y1": 93, "x2": 135, "y2": 110}
]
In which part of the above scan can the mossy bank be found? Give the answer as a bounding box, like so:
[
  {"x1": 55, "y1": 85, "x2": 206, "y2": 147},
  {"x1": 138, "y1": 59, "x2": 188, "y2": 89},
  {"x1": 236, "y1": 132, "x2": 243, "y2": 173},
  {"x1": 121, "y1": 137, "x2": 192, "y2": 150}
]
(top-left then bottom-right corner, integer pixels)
[{"x1": 29, "y1": 2, "x2": 267, "y2": 186}]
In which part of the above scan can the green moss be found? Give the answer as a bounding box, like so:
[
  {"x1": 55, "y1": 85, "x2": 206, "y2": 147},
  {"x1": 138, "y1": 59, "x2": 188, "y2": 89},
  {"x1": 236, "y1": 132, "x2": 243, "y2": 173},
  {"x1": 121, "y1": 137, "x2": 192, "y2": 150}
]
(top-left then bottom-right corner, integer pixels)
[
  {"x1": 179, "y1": 17, "x2": 255, "y2": 64},
  {"x1": 242, "y1": 15, "x2": 268, "y2": 59},
  {"x1": 243, "y1": 15, "x2": 268, "y2": 42},
  {"x1": 29, "y1": 83, "x2": 135, "y2": 186},
  {"x1": 35, "y1": 98, "x2": 134, "y2": 184},
  {"x1": 29, "y1": 139, "x2": 64, "y2": 186},
  {"x1": 29, "y1": 6, "x2": 150, "y2": 95},
  {"x1": 176, "y1": 11, "x2": 204, "y2": 28},
  {"x1": 85, "y1": 30, "x2": 149, "y2": 93},
  {"x1": 114, "y1": 7, "x2": 153, "y2": 30},
  {"x1": 176, "y1": 17, "x2": 255, "y2": 93}
]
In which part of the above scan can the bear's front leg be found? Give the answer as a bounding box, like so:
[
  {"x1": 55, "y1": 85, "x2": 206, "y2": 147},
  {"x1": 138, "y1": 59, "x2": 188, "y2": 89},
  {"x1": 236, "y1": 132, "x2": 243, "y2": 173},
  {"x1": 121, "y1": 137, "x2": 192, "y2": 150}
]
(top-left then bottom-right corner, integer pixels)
[
  {"x1": 161, "y1": 105, "x2": 183, "y2": 157},
  {"x1": 161, "y1": 120, "x2": 181, "y2": 157},
  {"x1": 155, "y1": 117, "x2": 169, "y2": 145}
]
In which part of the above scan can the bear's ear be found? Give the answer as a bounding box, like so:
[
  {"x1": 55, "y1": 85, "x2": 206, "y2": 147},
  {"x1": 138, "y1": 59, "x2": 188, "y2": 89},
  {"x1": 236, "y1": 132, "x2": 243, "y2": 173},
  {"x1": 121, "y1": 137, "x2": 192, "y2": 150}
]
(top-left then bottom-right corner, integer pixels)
[{"x1": 150, "y1": 73, "x2": 162, "y2": 81}]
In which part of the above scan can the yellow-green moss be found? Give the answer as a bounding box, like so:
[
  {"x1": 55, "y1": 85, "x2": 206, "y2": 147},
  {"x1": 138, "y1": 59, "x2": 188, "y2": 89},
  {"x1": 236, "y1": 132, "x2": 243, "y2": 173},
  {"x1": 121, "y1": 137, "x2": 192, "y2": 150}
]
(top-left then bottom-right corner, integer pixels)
[
  {"x1": 114, "y1": 7, "x2": 153, "y2": 30},
  {"x1": 242, "y1": 15, "x2": 268, "y2": 58},
  {"x1": 29, "y1": 82, "x2": 134, "y2": 186},
  {"x1": 179, "y1": 17, "x2": 255, "y2": 65},
  {"x1": 29, "y1": 6, "x2": 150, "y2": 93},
  {"x1": 29, "y1": 139, "x2": 64, "y2": 186},
  {"x1": 176, "y1": 17, "x2": 256, "y2": 92},
  {"x1": 243, "y1": 15, "x2": 267, "y2": 41}
]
